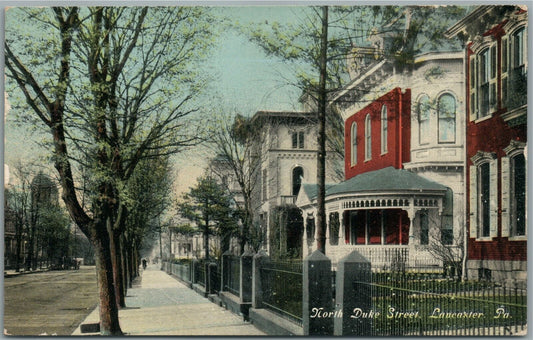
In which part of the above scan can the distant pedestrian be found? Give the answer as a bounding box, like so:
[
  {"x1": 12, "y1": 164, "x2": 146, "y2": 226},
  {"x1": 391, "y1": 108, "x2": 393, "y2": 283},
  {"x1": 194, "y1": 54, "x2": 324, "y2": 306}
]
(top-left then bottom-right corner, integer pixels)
[{"x1": 142, "y1": 259, "x2": 147, "y2": 270}]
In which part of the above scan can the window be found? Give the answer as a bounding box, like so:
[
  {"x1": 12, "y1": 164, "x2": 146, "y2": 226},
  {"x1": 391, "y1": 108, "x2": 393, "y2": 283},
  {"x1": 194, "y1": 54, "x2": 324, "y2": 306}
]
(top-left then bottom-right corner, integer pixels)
[
  {"x1": 292, "y1": 131, "x2": 304, "y2": 149},
  {"x1": 502, "y1": 141, "x2": 527, "y2": 238},
  {"x1": 262, "y1": 169, "x2": 267, "y2": 201},
  {"x1": 478, "y1": 162, "x2": 491, "y2": 238},
  {"x1": 441, "y1": 189, "x2": 454, "y2": 245},
  {"x1": 511, "y1": 154, "x2": 526, "y2": 236},
  {"x1": 470, "y1": 152, "x2": 497, "y2": 239},
  {"x1": 292, "y1": 166, "x2": 304, "y2": 196},
  {"x1": 365, "y1": 114, "x2": 371, "y2": 160},
  {"x1": 351, "y1": 122, "x2": 357, "y2": 165},
  {"x1": 438, "y1": 94, "x2": 456, "y2": 143},
  {"x1": 513, "y1": 27, "x2": 525, "y2": 72},
  {"x1": 381, "y1": 105, "x2": 388, "y2": 154},
  {"x1": 479, "y1": 48, "x2": 491, "y2": 116},
  {"x1": 471, "y1": 43, "x2": 497, "y2": 119},
  {"x1": 328, "y1": 212, "x2": 339, "y2": 245},
  {"x1": 508, "y1": 26, "x2": 527, "y2": 109},
  {"x1": 418, "y1": 95, "x2": 430, "y2": 145},
  {"x1": 420, "y1": 211, "x2": 429, "y2": 245}
]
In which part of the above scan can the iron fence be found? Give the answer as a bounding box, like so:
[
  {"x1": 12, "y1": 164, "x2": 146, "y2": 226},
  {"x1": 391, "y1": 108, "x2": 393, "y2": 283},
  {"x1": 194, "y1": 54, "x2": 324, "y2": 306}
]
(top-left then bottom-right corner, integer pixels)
[
  {"x1": 359, "y1": 269, "x2": 527, "y2": 336},
  {"x1": 173, "y1": 263, "x2": 191, "y2": 282},
  {"x1": 209, "y1": 262, "x2": 221, "y2": 294},
  {"x1": 194, "y1": 260, "x2": 206, "y2": 287},
  {"x1": 261, "y1": 260, "x2": 303, "y2": 326},
  {"x1": 225, "y1": 255, "x2": 240, "y2": 296}
]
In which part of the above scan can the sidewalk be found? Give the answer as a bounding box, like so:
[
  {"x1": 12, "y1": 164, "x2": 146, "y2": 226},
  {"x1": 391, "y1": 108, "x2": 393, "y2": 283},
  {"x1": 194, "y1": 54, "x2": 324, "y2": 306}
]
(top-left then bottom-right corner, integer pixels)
[{"x1": 71, "y1": 264, "x2": 265, "y2": 336}]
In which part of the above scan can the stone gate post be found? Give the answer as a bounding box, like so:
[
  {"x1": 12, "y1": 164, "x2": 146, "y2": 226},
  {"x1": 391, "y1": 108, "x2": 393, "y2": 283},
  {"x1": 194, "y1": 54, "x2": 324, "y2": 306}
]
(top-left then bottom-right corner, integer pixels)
[
  {"x1": 303, "y1": 250, "x2": 333, "y2": 335},
  {"x1": 334, "y1": 250, "x2": 372, "y2": 336}
]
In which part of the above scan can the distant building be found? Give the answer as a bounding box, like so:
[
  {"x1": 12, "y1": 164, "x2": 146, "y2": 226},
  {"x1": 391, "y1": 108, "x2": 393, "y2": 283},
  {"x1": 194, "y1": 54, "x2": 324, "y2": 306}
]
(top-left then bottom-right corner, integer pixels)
[
  {"x1": 446, "y1": 5, "x2": 527, "y2": 287},
  {"x1": 249, "y1": 111, "x2": 339, "y2": 256}
]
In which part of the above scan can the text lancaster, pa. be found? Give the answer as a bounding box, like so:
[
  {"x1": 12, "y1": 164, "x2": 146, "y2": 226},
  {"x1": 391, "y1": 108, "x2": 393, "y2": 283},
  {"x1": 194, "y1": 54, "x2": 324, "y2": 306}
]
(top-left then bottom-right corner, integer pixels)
[{"x1": 310, "y1": 307, "x2": 512, "y2": 319}]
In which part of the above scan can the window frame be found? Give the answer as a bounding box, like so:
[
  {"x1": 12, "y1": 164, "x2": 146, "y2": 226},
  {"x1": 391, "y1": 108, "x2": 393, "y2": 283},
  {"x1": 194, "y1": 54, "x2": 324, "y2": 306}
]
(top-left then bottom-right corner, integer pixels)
[
  {"x1": 470, "y1": 151, "x2": 498, "y2": 240},
  {"x1": 381, "y1": 105, "x2": 388, "y2": 154},
  {"x1": 291, "y1": 166, "x2": 304, "y2": 197},
  {"x1": 291, "y1": 131, "x2": 305, "y2": 149},
  {"x1": 365, "y1": 114, "x2": 371, "y2": 161},
  {"x1": 470, "y1": 39, "x2": 498, "y2": 121},
  {"x1": 502, "y1": 140, "x2": 527, "y2": 240},
  {"x1": 350, "y1": 122, "x2": 357, "y2": 166},
  {"x1": 437, "y1": 93, "x2": 457, "y2": 144},
  {"x1": 418, "y1": 94, "x2": 431, "y2": 145}
]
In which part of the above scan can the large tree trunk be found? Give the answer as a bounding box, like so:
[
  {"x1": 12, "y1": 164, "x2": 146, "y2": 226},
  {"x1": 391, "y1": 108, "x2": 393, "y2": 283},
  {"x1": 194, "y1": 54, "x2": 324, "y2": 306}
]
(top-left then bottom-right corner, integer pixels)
[
  {"x1": 120, "y1": 234, "x2": 129, "y2": 296},
  {"x1": 92, "y1": 226, "x2": 123, "y2": 336},
  {"x1": 110, "y1": 228, "x2": 126, "y2": 308}
]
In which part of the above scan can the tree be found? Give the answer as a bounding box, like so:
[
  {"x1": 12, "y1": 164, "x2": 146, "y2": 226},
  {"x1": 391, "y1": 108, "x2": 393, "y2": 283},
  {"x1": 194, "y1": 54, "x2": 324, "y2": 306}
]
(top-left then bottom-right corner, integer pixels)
[
  {"x1": 208, "y1": 113, "x2": 263, "y2": 253},
  {"x1": 177, "y1": 176, "x2": 239, "y2": 259},
  {"x1": 4, "y1": 161, "x2": 36, "y2": 272},
  {"x1": 4, "y1": 162, "x2": 71, "y2": 271},
  {"x1": 123, "y1": 154, "x2": 174, "y2": 287},
  {"x1": 5, "y1": 7, "x2": 217, "y2": 334},
  {"x1": 247, "y1": 5, "x2": 467, "y2": 255}
]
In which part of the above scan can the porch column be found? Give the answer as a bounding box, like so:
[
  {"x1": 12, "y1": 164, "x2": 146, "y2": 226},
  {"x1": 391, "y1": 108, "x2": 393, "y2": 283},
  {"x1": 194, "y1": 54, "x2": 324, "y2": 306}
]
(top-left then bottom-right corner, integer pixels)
[
  {"x1": 325, "y1": 215, "x2": 331, "y2": 246},
  {"x1": 303, "y1": 215, "x2": 308, "y2": 256},
  {"x1": 311, "y1": 209, "x2": 317, "y2": 252},
  {"x1": 339, "y1": 211, "x2": 345, "y2": 245},
  {"x1": 407, "y1": 206, "x2": 416, "y2": 267},
  {"x1": 407, "y1": 206, "x2": 416, "y2": 245}
]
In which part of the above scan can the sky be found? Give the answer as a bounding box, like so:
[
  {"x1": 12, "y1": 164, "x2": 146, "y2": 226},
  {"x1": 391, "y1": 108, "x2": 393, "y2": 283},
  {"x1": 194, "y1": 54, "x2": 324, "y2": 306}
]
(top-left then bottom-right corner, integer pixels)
[{"x1": 2, "y1": 6, "x2": 307, "y2": 191}]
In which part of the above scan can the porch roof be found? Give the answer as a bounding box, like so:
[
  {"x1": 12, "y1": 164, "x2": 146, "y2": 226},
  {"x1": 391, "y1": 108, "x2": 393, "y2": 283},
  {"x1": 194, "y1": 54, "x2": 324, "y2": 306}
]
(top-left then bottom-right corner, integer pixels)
[{"x1": 328, "y1": 167, "x2": 447, "y2": 196}]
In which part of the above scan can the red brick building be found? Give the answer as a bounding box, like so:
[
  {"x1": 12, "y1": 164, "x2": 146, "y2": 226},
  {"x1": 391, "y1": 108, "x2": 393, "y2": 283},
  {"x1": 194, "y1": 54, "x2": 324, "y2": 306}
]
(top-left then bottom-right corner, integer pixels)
[{"x1": 447, "y1": 5, "x2": 527, "y2": 287}]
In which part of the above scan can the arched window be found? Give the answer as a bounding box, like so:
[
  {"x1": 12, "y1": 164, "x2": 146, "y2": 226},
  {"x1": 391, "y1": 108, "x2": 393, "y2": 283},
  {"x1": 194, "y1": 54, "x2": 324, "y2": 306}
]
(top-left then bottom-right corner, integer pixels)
[
  {"x1": 292, "y1": 166, "x2": 304, "y2": 196},
  {"x1": 365, "y1": 114, "x2": 371, "y2": 160},
  {"x1": 351, "y1": 122, "x2": 357, "y2": 165},
  {"x1": 418, "y1": 95, "x2": 430, "y2": 145},
  {"x1": 438, "y1": 93, "x2": 456, "y2": 143},
  {"x1": 381, "y1": 105, "x2": 388, "y2": 153}
]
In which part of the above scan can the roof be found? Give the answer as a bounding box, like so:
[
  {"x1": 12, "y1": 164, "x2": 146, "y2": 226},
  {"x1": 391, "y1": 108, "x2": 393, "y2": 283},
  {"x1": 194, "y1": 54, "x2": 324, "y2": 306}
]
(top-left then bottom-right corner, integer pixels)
[
  {"x1": 249, "y1": 110, "x2": 317, "y2": 126},
  {"x1": 445, "y1": 5, "x2": 522, "y2": 39},
  {"x1": 326, "y1": 167, "x2": 447, "y2": 197},
  {"x1": 300, "y1": 183, "x2": 336, "y2": 201}
]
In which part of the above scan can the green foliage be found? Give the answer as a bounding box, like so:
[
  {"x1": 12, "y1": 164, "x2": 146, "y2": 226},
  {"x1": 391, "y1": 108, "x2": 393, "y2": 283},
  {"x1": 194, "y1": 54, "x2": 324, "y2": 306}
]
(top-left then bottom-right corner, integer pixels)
[
  {"x1": 269, "y1": 206, "x2": 303, "y2": 260},
  {"x1": 125, "y1": 154, "x2": 174, "y2": 250},
  {"x1": 177, "y1": 176, "x2": 239, "y2": 253},
  {"x1": 374, "y1": 6, "x2": 467, "y2": 69}
]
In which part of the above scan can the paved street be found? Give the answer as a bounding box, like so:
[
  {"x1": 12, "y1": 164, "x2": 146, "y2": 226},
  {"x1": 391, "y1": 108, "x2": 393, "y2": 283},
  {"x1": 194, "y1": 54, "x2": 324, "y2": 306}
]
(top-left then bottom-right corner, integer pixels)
[
  {"x1": 4, "y1": 266, "x2": 99, "y2": 335},
  {"x1": 72, "y1": 264, "x2": 266, "y2": 336}
]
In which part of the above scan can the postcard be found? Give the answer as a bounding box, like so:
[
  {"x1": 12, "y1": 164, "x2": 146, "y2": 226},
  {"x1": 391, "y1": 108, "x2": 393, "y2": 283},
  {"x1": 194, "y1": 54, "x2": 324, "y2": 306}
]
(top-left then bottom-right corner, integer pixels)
[{"x1": 3, "y1": 3, "x2": 527, "y2": 337}]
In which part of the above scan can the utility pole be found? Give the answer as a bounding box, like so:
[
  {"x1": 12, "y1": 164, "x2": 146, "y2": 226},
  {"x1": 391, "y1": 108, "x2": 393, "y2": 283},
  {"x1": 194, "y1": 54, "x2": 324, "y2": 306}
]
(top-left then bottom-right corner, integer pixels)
[{"x1": 316, "y1": 5, "x2": 329, "y2": 255}]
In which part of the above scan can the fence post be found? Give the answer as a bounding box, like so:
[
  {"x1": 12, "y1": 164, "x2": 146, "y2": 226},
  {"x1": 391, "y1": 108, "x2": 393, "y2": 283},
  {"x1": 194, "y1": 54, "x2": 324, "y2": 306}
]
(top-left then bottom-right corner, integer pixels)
[
  {"x1": 191, "y1": 258, "x2": 198, "y2": 285},
  {"x1": 303, "y1": 250, "x2": 333, "y2": 335},
  {"x1": 221, "y1": 251, "x2": 232, "y2": 292},
  {"x1": 240, "y1": 249, "x2": 254, "y2": 304},
  {"x1": 334, "y1": 250, "x2": 372, "y2": 335},
  {"x1": 208, "y1": 262, "x2": 218, "y2": 294},
  {"x1": 252, "y1": 250, "x2": 269, "y2": 309}
]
